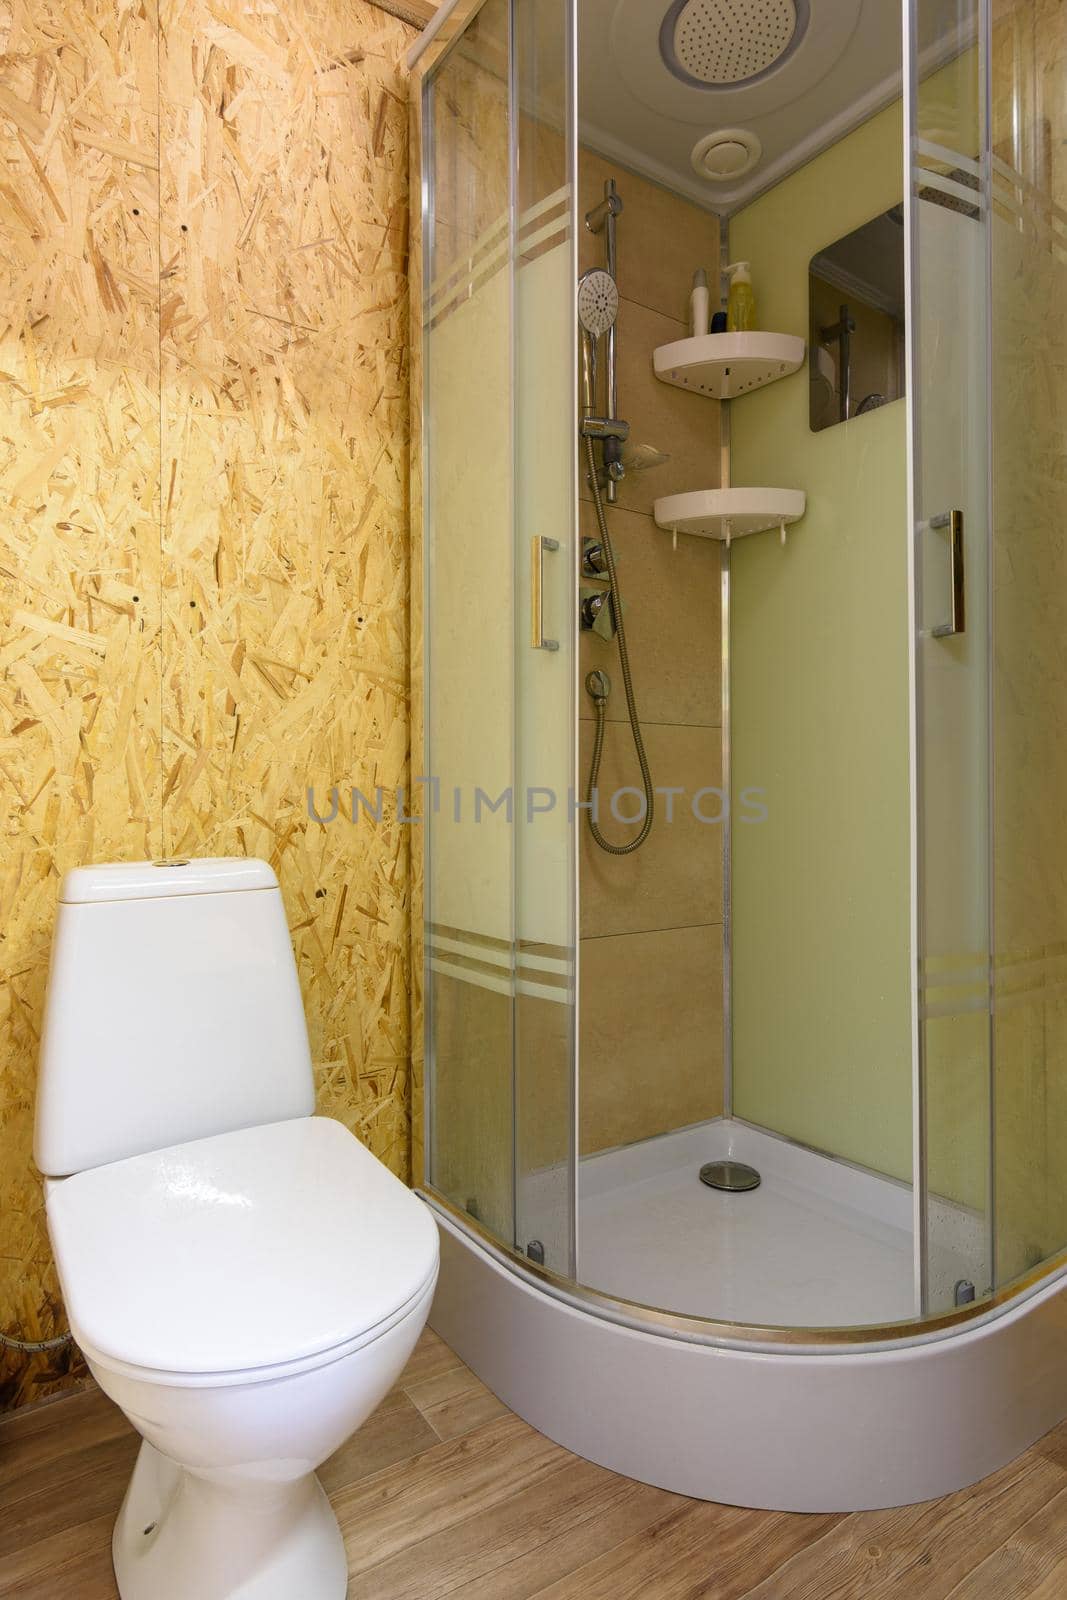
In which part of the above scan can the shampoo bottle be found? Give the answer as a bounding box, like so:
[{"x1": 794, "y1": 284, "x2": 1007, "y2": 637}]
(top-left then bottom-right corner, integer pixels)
[
  {"x1": 690, "y1": 267, "x2": 710, "y2": 337},
  {"x1": 726, "y1": 261, "x2": 757, "y2": 332}
]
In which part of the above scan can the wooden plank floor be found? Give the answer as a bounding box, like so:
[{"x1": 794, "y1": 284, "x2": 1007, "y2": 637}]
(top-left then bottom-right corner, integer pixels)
[{"x1": 3, "y1": 1329, "x2": 1067, "y2": 1598}]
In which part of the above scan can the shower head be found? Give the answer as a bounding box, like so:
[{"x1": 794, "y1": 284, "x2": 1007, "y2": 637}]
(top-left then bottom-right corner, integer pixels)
[
  {"x1": 578, "y1": 269, "x2": 619, "y2": 416},
  {"x1": 660, "y1": 0, "x2": 808, "y2": 90},
  {"x1": 577, "y1": 269, "x2": 619, "y2": 339}
]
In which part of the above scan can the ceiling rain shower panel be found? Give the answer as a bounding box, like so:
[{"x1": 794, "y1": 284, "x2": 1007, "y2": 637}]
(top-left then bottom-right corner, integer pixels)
[{"x1": 580, "y1": 0, "x2": 898, "y2": 211}]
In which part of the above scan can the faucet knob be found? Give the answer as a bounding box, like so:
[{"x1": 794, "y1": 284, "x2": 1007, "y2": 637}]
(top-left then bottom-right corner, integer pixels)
[{"x1": 582, "y1": 539, "x2": 607, "y2": 577}]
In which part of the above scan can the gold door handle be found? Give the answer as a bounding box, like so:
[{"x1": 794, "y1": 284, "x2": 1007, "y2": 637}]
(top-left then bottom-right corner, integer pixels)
[
  {"x1": 930, "y1": 510, "x2": 965, "y2": 638},
  {"x1": 531, "y1": 536, "x2": 560, "y2": 651}
]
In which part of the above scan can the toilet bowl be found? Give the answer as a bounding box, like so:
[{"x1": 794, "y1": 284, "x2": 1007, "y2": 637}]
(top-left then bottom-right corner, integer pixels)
[{"x1": 34, "y1": 858, "x2": 440, "y2": 1600}]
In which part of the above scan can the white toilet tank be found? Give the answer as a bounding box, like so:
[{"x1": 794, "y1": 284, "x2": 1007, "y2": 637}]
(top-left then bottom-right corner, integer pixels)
[{"x1": 35, "y1": 858, "x2": 315, "y2": 1176}]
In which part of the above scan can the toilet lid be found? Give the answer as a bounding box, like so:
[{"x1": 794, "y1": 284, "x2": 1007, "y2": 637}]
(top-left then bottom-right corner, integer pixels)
[{"x1": 46, "y1": 1116, "x2": 439, "y2": 1379}]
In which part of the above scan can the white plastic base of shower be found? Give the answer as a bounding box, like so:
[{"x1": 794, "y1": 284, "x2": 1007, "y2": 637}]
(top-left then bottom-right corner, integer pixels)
[
  {"x1": 424, "y1": 1195, "x2": 1067, "y2": 1511},
  {"x1": 576, "y1": 1118, "x2": 914, "y2": 1327},
  {"x1": 518, "y1": 1117, "x2": 985, "y2": 1328}
]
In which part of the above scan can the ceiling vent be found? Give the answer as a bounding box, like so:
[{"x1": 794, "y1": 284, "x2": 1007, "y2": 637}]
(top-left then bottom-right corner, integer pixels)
[
  {"x1": 691, "y1": 128, "x2": 763, "y2": 181},
  {"x1": 660, "y1": 0, "x2": 809, "y2": 90}
]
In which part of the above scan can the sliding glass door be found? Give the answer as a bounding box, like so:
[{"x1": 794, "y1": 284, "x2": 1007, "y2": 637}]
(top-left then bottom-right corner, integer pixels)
[
  {"x1": 910, "y1": 0, "x2": 993, "y2": 1315},
  {"x1": 420, "y1": 0, "x2": 577, "y2": 1274},
  {"x1": 912, "y1": 0, "x2": 1067, "y2": 1313}
]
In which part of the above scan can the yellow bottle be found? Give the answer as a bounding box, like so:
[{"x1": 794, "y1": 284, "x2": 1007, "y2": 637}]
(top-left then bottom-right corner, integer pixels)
[{"x1": 726, "y1": 261, "x2": 757, "y2": 332}]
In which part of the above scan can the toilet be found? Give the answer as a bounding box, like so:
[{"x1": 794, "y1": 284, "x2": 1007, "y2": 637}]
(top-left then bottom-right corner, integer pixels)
[{"x1": 33, "y1": 857, "x2": 439, "y2": 1600}]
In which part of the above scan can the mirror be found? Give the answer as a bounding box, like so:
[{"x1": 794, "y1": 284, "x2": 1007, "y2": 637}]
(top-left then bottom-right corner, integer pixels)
[{"x1": 809, "y1": 205, "x2": 906, "y2": 432}]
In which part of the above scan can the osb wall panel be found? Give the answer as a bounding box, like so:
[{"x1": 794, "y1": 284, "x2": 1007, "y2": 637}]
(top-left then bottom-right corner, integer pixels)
[
  {"x1": 408, "y1": 77, "x2": 425, "y2": 1190},
  {"x1": 0, "y1": 0, "x2": 163, "y2": 1410},
  {"x1": 158, "y1": 0, "x2": 413, "y2": 1174},
  {"x1": 0, "y1": 0, "x2": 415, "y2": 1410}
]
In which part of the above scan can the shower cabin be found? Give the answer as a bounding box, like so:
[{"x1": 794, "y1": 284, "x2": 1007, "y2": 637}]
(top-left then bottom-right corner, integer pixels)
[{"x1": 407, "y1": 0, "x2": 1067, "y2": 1510}]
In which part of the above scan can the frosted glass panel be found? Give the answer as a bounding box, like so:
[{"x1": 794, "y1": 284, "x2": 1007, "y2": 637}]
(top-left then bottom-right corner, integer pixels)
[
  {"x1": 911, "y1": 0, "x2": 993, "y2": 1313},
  {"x1": 422, "y1": 0, "x2": 576, "y2": 1269},
  {"x1": 912, "y1": 0, "x2": 1067, "y2": 1312},
  {"x1": 513, "y1": 0, "x2": 576, "y2": 1276},
  {"x1": 425, "y1": 0, "x2": 516, "y2": 1244},
  {"x1": 989, "y1": 0, "x2": 1067, "y2": 1287}
]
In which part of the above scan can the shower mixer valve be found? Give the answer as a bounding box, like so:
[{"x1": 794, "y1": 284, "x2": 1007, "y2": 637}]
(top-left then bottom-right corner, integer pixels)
[
  {"x1": 580, "y1": 589, "x2": 614, "y2": 635},
  {"x1": 582, "y1": 538, "x2": 608, "y2": 577}
]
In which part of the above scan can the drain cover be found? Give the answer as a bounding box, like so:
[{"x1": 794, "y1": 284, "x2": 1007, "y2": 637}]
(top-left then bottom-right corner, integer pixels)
[
  {"x1": 672, "y1": 0, "x2": 797, "y2": 86},
  {"x1": 700, "y1": 1159, "x2": 761, "y2": 1192}
]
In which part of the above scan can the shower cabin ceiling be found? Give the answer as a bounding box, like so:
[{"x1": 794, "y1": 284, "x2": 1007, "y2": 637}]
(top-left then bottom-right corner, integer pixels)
[{"x1": 579, "y1": 0, "x2": 902, "y2": 214}]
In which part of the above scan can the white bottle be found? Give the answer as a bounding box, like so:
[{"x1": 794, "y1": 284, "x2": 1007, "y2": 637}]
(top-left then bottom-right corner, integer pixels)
[{"x1": 690, "y1": 267, "x2": 710, "y2": 337}]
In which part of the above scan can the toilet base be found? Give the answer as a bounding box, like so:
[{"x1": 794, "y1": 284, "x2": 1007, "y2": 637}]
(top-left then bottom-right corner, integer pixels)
[{"x1": 113, "y1": 1441, "x2": 348, "y2": 1600}]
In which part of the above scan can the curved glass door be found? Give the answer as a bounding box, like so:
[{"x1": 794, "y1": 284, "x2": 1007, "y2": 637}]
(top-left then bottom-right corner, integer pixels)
[
  {"x1": 417, "y1": 0, "x2": 1067, "y2": 1339},
  {"x1": 912, "y1": 0, "x2": 1067, "y2": 1314},
  {"x1": 987, "y1": 0, "x2": 1067, "y2": 1292},
  {"x1": 512, "y1": 0, "x2": 578, "y2": 1277},
  {"x1": 910, "y1": 0, "x2": 994, "y2": 1315},
  {"x1": 420, "y1": 0, "x2": 577, "y2": 1274}
]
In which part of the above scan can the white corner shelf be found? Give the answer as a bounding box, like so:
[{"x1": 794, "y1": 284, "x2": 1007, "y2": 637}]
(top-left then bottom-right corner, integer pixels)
[
  {"x1": 653, "y1": 332, "x2": 806, "y2": 400},
  {"x1": 654, "y1": 488, "x2": 806, "y2": 544}
]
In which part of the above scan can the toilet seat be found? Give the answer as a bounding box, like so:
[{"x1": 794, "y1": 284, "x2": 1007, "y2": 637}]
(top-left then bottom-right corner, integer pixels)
[
  {"x1": 45, "y1": 1116, "x2": 439, "y2": 1387},
  {"x1": 73, "y1": 1275, "x2": 438, "y2": 1389}
]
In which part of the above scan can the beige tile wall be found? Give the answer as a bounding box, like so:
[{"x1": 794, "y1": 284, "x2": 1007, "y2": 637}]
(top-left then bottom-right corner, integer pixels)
[{"x1": 577, "y1": 149, "x2": 725, "y2": 1156}]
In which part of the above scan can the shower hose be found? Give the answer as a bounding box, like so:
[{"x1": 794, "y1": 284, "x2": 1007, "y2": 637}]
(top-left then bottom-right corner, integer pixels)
[
  {"x1": 0, "y1": 1326, "x2": 72, "y2": 1353},
  {"x1": 584, "y1": 434, "x2": 654, "y2": 854}
]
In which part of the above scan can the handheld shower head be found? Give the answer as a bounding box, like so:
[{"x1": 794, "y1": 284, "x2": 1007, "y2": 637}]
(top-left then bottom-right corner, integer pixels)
[
  {"x1": 577, "y1": 268, "x2": 619, "y2": 339},
  {"x1": 578, "y1": 268, "x2": 619, "y2": 416}
]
